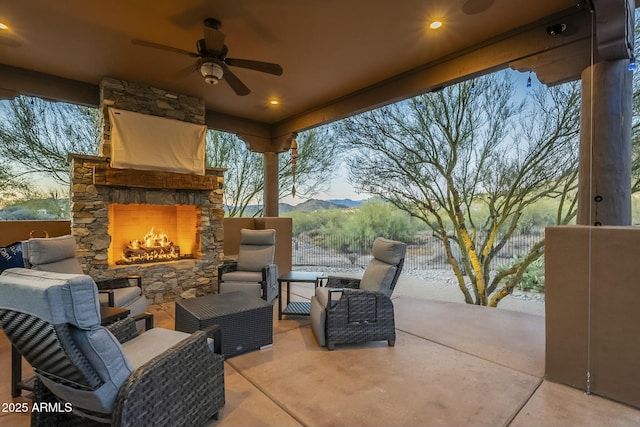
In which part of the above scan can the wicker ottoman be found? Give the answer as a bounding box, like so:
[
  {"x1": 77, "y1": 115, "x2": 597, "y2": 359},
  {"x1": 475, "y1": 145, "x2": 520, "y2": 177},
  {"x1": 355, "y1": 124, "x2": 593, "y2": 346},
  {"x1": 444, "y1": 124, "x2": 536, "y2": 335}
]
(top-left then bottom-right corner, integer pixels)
[{"x1": 175, "y1": 291, "x2": 273, "y2": 358}]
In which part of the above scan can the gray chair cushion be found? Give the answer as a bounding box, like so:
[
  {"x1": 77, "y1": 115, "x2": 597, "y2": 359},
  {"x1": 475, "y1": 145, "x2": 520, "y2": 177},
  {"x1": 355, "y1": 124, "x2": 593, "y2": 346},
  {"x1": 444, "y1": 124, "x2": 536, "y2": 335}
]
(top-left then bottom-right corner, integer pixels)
[
  {"x1": 69, "y1": 326, "x2": 134, "y2": 411},
  {"x1": 237, "y1": 246, "x2": 274, "y2": 272},
  {"x1": 314, "y1": 286, "x2": 342, "y2": 308},
  {"x1": 119, "y1": 291, "x2": 148, "y2": 315},
  {"x1": 0, "y1": 268, "x2": 100, "y2": 328},
  {"x1": 359, "y1": 238, "x2": 406, "y2": 294},
  {"x1": 236, "y1": 229, "x2": 276, "y2": 272},
  {"x1": 221, "y1": 270, "x2": 263, "y2": 282},
  {"x1": 310, "y1": 296, "x2": 327, "y2": 346},
  {"x1": 371, "y1": 237, "x2": 406, "y2": 265},
  {"x1": 98, "y1": 286, "x2": 143, "y2": 307},
  {"x1": 30, "y1": 257, "x2": 84, "y2": 274},
  {"x1": 121, "y1": 328, "x2": 191, "y2": 369},
  {"x1": 23, "y1": 235, "x2": 83, "y2": 273},
  {"x1": 360, "y1": 260, "x2": 397, "y2": 294},
  {"x1": 239, "y1": 228, "x2": 275, "y2": 245}
]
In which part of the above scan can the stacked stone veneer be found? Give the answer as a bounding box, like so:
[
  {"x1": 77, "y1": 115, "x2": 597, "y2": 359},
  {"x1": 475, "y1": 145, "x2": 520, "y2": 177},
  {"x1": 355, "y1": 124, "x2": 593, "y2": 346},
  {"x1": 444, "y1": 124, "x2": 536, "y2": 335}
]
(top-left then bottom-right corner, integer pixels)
[{"x1": 69, "y1": 77, "x2": 225, "y2": 303}]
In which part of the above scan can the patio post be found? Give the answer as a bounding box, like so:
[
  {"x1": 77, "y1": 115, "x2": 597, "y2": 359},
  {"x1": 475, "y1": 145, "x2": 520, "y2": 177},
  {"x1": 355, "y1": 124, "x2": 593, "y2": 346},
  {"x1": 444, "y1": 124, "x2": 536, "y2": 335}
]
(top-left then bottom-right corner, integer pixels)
[
  {"x1": 577, "y1": 59, "x2": 632, "y2": 225},
  {"x1": 264, "y1": 151, "x2": 279, "y2": 217}
]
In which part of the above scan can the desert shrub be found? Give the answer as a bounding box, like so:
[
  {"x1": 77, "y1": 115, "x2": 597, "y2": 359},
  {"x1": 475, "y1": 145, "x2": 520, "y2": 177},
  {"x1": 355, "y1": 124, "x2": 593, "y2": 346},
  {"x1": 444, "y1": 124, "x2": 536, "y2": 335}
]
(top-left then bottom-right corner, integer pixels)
[
  {"x1": 0, "y1": 206, "x2": 41, "y2": 220},
  {"x1": 499, "y1": 254, "x2": 545, "y2": 293}
]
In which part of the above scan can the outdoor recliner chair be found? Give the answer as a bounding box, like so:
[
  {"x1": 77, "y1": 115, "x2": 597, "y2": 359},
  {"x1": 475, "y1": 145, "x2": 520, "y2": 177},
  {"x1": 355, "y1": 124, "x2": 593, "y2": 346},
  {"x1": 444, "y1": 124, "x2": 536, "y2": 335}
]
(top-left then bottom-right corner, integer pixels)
[
  {"x1": 22, "y1": 235, "x2": 148, "y2": 320},
  {"x1": 218, "y1": 228, "x2": 278, "y2": 303},
  {"x1": 0, "y1": 268, "x2": 225, "y2": 426},
  {"x1": 310, "y1": 237, "x2": 407, "y2": 350}
]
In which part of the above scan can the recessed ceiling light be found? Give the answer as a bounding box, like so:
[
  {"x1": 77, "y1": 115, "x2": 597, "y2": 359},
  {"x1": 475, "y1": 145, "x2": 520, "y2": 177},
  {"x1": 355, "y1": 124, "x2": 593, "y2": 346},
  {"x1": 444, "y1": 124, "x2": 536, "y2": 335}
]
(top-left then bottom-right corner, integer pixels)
[
  {"x1": 429, "y1": 21, "x2": 443, "y2": 30},
  {"x1": 269, "y1": 99, "x2": 280, "y2": 105},
  {"x1": 0, "y1": 23, "x2": 9, "y2": 30}
]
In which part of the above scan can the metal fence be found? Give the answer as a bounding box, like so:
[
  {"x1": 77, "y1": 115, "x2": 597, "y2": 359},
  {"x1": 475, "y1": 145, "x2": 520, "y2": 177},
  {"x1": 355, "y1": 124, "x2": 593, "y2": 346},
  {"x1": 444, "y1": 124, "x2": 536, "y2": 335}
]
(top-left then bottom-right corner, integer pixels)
[{"x1": 292, "y1": 233, "x2": 543, "y2": 270}]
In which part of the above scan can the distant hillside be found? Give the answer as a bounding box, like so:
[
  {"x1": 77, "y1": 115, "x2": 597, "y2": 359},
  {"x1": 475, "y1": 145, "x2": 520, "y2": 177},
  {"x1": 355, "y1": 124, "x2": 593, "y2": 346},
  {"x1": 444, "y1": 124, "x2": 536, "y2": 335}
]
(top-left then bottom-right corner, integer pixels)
[
  {"x1": 328, "y1": 199, "x2": 366, "y2": 208},
  {"x1": 228, "y1": 198, "x2": 366, "y2": 216},
  {"x1": 291, "y1": 199, "x2": 344, "y2": 211}
]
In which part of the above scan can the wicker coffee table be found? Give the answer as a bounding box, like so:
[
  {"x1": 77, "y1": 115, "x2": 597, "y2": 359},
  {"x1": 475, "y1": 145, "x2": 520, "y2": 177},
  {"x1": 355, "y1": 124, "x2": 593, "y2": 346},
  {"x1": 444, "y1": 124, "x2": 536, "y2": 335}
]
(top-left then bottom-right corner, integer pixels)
[{"x1": 175, "y1": 291, "x2": 273, "y2": 358}]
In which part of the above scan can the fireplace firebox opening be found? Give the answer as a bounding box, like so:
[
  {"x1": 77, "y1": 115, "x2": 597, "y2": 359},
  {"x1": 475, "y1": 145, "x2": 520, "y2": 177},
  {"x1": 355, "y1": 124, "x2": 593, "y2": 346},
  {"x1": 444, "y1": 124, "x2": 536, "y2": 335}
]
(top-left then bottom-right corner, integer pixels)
[{"x1": 108, "y1": 204, "x2": 201, "y2": 267}]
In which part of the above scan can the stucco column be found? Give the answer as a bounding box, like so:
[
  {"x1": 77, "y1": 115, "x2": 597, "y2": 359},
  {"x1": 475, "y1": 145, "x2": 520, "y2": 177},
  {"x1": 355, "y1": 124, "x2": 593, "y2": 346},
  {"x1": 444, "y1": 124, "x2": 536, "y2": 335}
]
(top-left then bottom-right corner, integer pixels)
[
  {"x1": 577, "y1": 60, "x2": 632, "y2": 225},
  {"x1": 264, "y1": 152, "x2": 279, "y2": 217}
]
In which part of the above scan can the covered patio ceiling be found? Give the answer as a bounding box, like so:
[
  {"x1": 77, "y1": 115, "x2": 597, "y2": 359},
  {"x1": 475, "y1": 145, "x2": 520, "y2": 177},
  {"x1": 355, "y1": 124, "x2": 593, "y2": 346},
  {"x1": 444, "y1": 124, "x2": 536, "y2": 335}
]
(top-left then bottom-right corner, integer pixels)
[{"x1": 0, "y1": 0, "x2": 633, "y2": 151}]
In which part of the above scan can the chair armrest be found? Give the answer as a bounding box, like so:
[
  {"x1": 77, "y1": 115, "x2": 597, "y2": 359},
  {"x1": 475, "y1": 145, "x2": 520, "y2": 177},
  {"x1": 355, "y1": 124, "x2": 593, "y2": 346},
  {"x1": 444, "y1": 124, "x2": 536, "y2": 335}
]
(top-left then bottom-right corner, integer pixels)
[
  {"x1": 218, "y1": 261, "x2": 238, "y2": 280},
  {"x1": 327, "y1": 288, "x2": 343, "y2": 308},
  {"x1": 326, "y1": 276, "x2": 361, "y2": 288},
  {"x1": 106, "y1": 318, "x2": 139, "y2": 344},
  {"x1": 95, "y1": 275, "x2": 142, "y2": 290},
  {"x1": 261, "y1": 263, "x2": 279, "y2": 303},
  {"x1": 131, "y1": 312, "x2": 154, "y2": 331},
  {"x1": 112, "y1": 325, "x2": 225, "y2": 427},
  {"x1": 329, "y1": 289, "x2": 394, "y2": 322},
  {"x1": 98, "y1": 289, "x2": 115, "y2": 306}
]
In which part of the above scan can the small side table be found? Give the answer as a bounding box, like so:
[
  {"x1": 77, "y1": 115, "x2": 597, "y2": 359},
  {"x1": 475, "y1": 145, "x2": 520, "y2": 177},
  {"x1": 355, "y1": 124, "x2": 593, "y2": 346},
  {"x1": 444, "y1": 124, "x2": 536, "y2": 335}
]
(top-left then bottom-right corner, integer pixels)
[
  {"x1": 10, "y1": 306, "x2": 131, "y2": 398},
  {"x1": 278, "y1": 271, "x2": 327, "y2": 320}
]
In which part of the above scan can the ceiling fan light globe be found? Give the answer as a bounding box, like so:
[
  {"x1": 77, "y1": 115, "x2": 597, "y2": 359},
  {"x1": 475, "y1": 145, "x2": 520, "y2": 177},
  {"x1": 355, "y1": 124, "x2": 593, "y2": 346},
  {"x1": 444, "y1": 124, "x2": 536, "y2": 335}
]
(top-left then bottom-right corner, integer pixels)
[{"x1": 199, "y1": 61, "x2": 224, "y2": 84}]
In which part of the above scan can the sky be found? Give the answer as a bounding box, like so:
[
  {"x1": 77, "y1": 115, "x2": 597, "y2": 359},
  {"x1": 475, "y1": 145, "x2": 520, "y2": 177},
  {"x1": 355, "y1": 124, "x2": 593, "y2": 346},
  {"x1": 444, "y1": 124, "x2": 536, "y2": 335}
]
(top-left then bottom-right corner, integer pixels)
[{"x1": 281, "y1": 157, "x2": 369, "y2": 206}]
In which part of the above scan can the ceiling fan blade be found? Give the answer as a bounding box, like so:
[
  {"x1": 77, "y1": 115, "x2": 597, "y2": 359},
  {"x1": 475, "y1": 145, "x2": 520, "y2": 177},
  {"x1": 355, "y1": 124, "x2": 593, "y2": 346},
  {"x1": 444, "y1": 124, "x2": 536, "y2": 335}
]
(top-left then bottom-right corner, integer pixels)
[
  {"x1": 225, "y1": 58, "x2": 283, "y2": 76},
  {"x1": 132, "y1": 39, "x2": 198, "y2": 57},
  {"x1": 204, "y1": 26, "x2": 226, "y2": 53},
  {"x1": 174, "y1": 63, "x2": 197, "y2": 79},
  {"x1": 222, "y1": 66, "x2": 250, "y2": 96}
]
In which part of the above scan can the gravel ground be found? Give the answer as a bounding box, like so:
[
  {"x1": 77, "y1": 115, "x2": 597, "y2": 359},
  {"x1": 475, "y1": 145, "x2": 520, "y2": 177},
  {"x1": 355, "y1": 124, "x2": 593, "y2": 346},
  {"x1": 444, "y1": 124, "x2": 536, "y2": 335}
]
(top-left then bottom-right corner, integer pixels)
[{"x1": 294, "y1": 266, "x2": 545, "y2": 317}]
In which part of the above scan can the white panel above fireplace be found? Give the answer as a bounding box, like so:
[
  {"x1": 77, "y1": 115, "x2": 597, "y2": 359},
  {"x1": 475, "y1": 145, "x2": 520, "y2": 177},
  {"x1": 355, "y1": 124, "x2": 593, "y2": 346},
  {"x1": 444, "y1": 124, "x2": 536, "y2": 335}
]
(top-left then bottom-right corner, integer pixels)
[{"x1": 109, "y1": 108, "x2": 206, "y2": 175}]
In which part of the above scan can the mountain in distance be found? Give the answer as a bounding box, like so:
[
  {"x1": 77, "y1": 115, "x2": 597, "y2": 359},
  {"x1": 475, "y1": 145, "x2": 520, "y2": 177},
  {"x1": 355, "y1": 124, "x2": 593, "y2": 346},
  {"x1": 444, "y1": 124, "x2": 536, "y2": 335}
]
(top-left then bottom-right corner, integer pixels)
[
  {"x1": 287, "y1": 199, "x2": 342, "y2": 212},
  {"x1": 328, "y1": 199, "x2": 364, "y2": 208},
  {"x1": 234, "y1": 198, "x2": 367, "y2": 216}
]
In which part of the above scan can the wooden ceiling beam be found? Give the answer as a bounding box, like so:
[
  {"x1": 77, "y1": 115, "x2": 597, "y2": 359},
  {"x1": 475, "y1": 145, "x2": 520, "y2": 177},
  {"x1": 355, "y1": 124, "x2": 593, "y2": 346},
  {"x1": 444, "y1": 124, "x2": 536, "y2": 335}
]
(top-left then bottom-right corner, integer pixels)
[
  {"x1": 0, "y1": 63, "x2": 99, "y2": 107},
  {"x1": 270, "y1": 6, "x2": 593, "y2": 140}
]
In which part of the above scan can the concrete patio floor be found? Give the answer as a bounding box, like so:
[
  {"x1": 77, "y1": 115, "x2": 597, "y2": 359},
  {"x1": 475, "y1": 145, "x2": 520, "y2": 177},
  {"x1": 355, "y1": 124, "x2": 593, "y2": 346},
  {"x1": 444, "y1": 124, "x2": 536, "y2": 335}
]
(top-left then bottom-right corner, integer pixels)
[{"x1": 2, "y1": 274, "x2": 640, "y2": 426}]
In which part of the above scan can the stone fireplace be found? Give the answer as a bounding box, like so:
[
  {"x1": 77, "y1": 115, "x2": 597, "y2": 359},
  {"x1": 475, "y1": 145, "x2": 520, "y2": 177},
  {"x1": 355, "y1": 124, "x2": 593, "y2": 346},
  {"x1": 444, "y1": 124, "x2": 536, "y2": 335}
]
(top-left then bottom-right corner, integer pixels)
[{"x1": 69, "y1": 77, "x2": 225, "y2": 303}]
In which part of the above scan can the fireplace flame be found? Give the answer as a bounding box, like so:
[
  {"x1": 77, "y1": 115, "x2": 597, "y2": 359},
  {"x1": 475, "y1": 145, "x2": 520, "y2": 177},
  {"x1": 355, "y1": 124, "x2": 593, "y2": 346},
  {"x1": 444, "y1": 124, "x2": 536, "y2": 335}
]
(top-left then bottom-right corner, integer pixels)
[{"x1": 117, "y1": 227, "x2": 192, "y2": 265}]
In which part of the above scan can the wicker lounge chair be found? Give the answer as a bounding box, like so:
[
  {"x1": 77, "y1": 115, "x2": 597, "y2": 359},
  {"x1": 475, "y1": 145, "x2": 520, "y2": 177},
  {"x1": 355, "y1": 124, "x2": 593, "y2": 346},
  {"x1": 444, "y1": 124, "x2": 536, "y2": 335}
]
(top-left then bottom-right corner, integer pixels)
[
  {"x1": 21, "y1": 235, "x2": 148, "y2": 319},
  {"x1": 0, "y1": 268, "x2": 225, "y2": 426},
  {"x1": 310, "y1": 237, "x2": 407, "y2": 350},
  {"x1": 218, "y1": 228, "x2": 278, "y2": 303}
]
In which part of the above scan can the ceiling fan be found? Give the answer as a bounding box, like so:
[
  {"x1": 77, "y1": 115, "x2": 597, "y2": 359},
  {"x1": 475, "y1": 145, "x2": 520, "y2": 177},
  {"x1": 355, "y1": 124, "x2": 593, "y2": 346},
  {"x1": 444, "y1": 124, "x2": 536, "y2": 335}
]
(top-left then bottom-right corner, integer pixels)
[{"x1": 132, "y1": 18, "x2": 283, "y2": 96}]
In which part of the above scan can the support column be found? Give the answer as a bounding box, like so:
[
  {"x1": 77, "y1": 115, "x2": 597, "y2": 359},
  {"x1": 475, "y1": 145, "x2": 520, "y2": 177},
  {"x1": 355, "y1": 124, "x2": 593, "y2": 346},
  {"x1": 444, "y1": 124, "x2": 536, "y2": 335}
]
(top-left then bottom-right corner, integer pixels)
[
  {"x1": 264, "y1": 152, "x2": 279, "y2": 217},
  {"x1": 577, "y1": 60, "x2": 632, "y2": 225}
]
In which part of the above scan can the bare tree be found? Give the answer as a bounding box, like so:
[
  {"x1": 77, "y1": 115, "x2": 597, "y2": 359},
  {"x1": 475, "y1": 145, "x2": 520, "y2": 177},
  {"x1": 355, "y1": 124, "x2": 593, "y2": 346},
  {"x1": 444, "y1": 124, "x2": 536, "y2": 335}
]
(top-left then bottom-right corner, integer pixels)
[
  {"x1": 0, "y1": 162, "x2": 39, "y2": 209},
  {"x1": 0, "y1": 96, "x2": 99, "y2": 185},
  {"x1": 337, "y1": 72, "x2": 580, "y2": 307},
  {"x1": 206, "y1": 127, "x2": 339, "y2": 217},
  {"x1": 0, "y1": 96, "x2": 339, "y2": 218},
  {"x1": 206, "y1": 131, "x2": 263, "y2": 217}
]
